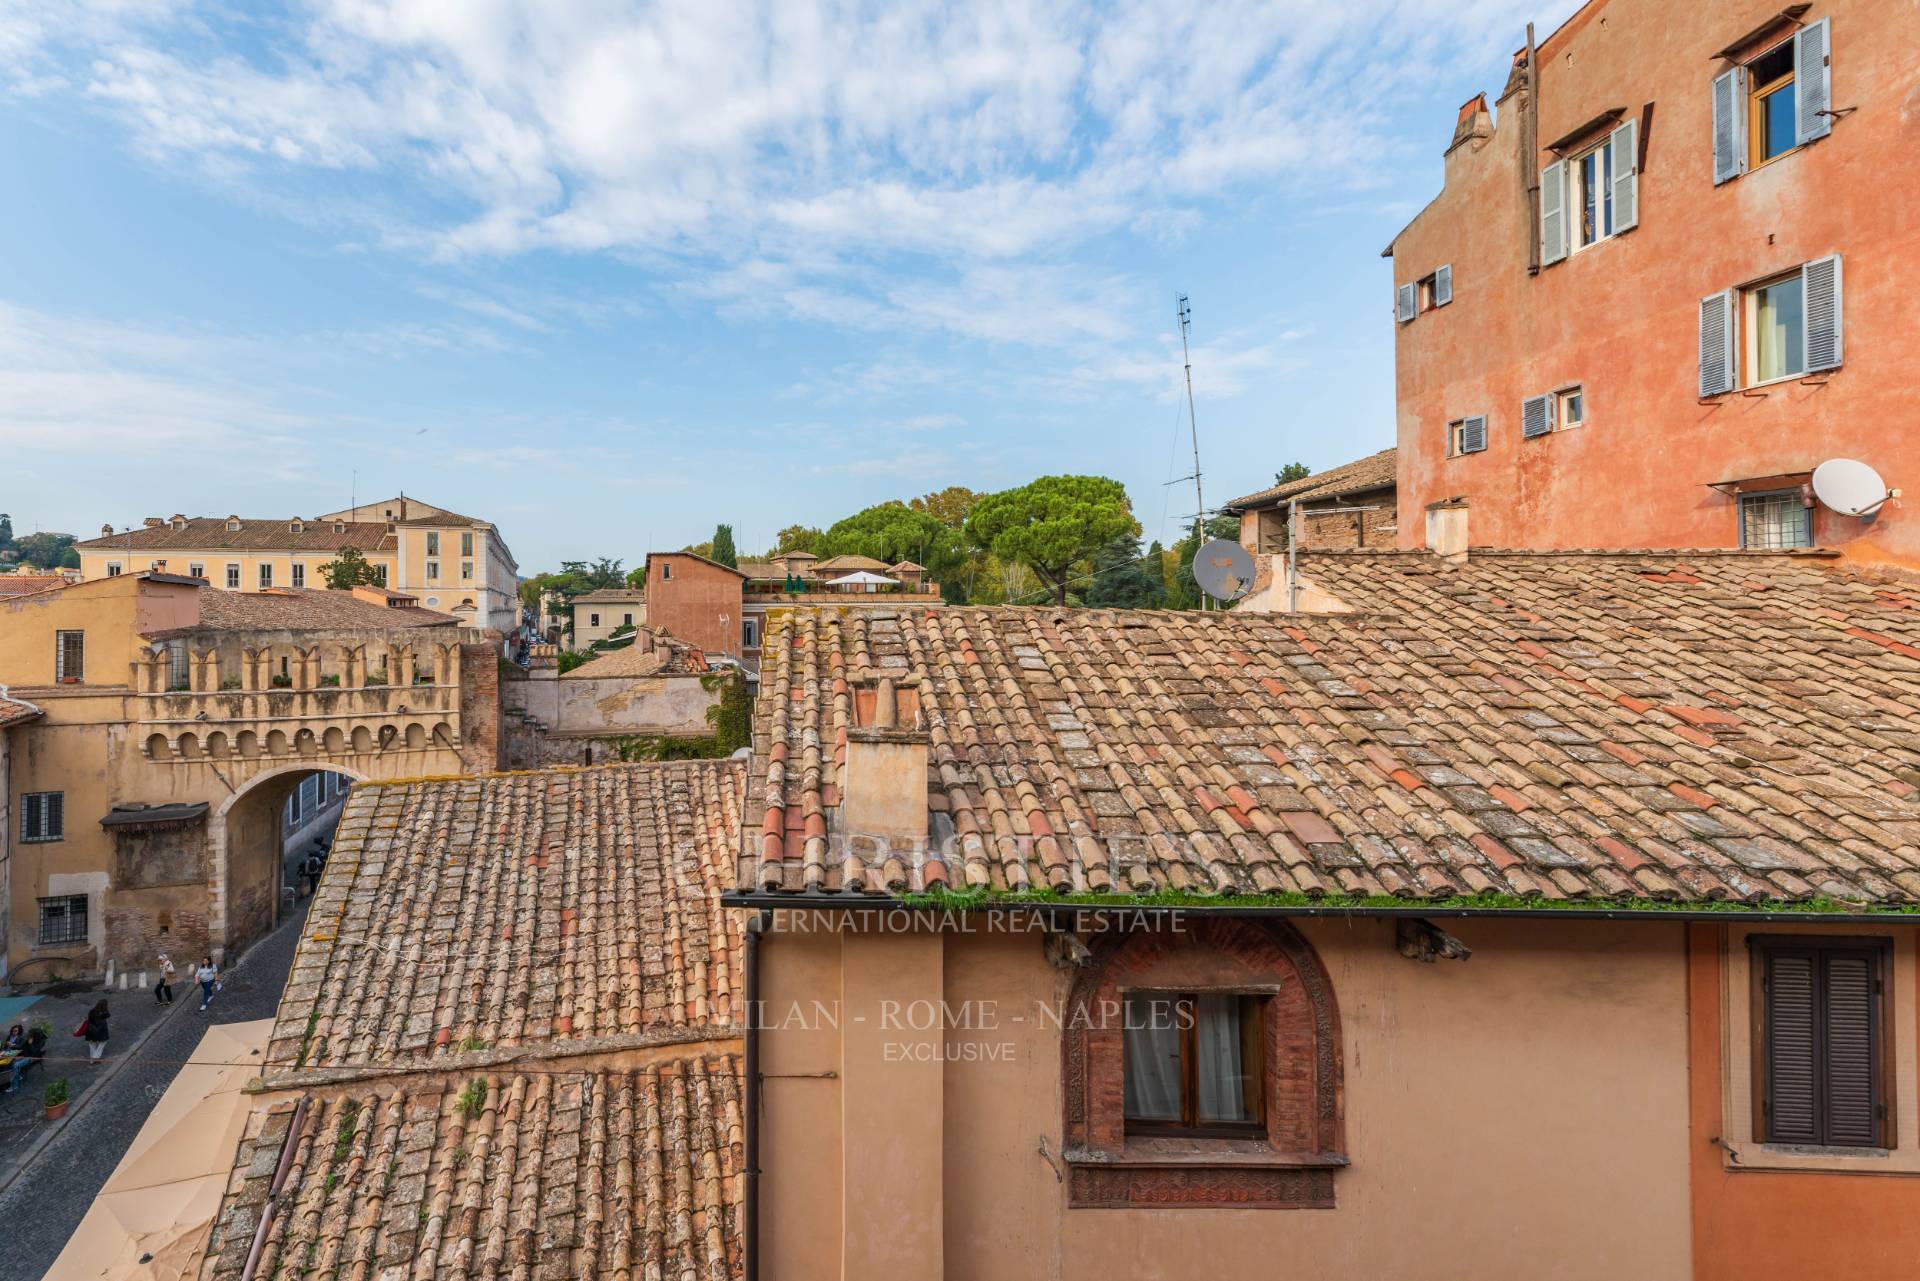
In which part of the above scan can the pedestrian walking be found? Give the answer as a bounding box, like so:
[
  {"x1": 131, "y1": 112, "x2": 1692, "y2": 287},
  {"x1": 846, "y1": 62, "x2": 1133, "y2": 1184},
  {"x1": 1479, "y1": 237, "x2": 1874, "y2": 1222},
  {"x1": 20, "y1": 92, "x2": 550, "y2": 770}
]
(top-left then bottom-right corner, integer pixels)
[
  {"x1": 300, "y1": 850, "x2": 324, "y2": 897},
  {"x1": 196, "y1": 956, "x2": 221, "y2": 1011},
  {"x1": 79, "y1": 1000, "x2": 110, "y2": 1063},
  {"x1": 155, "y1": 952, "x2": 177, "y2": 1004}
]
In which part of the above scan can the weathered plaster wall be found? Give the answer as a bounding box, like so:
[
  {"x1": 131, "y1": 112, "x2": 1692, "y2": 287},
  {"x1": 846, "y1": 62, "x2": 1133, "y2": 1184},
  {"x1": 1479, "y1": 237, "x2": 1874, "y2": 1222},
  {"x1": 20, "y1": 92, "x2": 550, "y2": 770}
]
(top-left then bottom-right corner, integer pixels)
[
  {"x1": 1391, "y1": 0, "x2": 1920, "y2": 566},
  {"x1": 498, "y1": 669, "x2": 717, "y2": 768},
  {"x1": 757, "y1": 914, "x2": 1693, "y2": 1281}
]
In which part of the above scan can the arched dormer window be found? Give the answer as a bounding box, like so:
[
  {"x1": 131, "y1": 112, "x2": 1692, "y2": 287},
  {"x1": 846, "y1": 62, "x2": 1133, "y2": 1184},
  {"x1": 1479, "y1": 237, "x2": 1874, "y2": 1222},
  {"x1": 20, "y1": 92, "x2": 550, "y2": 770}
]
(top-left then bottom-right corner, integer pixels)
[
  {"x1": 290, "y1": 519, "x2": 304, "y2": 534},
  {"x1": 225, "y1": 516, "x2": 242, "y2": 532},
  {"x1": 170, "y1": 514, "x2": 187, "y2": 531},
  {"x1": 1060, "y1": 917, "x2": 1346, "y2": 1208}
]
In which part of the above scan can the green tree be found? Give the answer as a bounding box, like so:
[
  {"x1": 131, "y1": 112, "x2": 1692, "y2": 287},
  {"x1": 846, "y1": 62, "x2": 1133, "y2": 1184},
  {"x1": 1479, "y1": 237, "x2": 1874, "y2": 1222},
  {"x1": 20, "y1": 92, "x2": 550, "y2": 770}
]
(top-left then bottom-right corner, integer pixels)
[
  {"x1": 773, "y1": 525, "x2": 823, "y2": 555},
  {"x1": 710, "y1": 524, "x2": 738, "y2": 569},
  {"x1": 907, "y1": 486, "x2": 982, "y2": 528},
  {"x1": 318, "y1": 546, "x2": 386, "y2": 589},
  {"x1": 821, "y1": 502, "x2": 965, "y2": 583},
  {"x1": 1084, "y1": 536, "x2": 1165, "y2": 609},
  {"x1": 964, "y1": 476, "x2": 1140, "y2": 606},
  {"x1": 12, "y1": 531, "x2": 77, "y2": 570},
  {"x1": 625, "y1": 564, "x2": 648, "y2": 589},
  {"x1": 0, "y1": 513, "x2": 12, "y2": 551},
  {"x1": 1274, "y1": 462, "x2": 1311, "y2": 486}
]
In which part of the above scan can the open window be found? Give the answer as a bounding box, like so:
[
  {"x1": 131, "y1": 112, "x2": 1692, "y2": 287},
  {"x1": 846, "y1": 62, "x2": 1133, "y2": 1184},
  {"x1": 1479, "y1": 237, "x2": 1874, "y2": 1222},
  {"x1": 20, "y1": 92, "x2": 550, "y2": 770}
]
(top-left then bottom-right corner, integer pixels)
[
  {"x1": 1540, "y1": 119, "x2": 1637, "y2": 265},
  {"x1": 1713, "y1": 18, "x2": 1832, "y2": 184},
  {"x1": 1699, "y1": 255, "x2": 1841, "y2": 395},
  {"x1": 1448, "y1": 415, "x2": 1488, "y2": 457}
]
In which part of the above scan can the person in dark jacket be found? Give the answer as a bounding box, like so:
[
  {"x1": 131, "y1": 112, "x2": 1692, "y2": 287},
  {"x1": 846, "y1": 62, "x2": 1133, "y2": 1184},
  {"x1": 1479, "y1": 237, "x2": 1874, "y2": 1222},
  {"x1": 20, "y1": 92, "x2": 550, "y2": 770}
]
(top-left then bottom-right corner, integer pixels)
[
  {"x1": 4, "y1": 1026, "x2": 47, "y2": 1092},
  {"x1": 82, "y1": 1000, "x2": 110, "y2": 1063}
]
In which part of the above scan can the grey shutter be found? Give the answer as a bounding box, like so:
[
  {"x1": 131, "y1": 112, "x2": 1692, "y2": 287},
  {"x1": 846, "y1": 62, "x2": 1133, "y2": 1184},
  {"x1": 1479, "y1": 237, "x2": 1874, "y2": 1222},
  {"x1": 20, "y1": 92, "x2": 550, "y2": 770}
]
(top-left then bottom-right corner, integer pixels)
[
  {"x1": 1822, "y1": 950, "x2": 1879, "y2": 1148},
  {"x1": 1764, "y1": 950, "x2": 1821, "y2": 1144},
  {"x1": 1460, "y1": 415, "x2": 1487, "y2": 454},
  {"x1": 1712, "y1": 66, "x2": 1747, "y2": 184},
  {"x1": 1539, "y1": 160, "x2": 1568, "y2": 266},
  {"x1": 1795, "y1": 18, "x2": 1832, "y2": 144},
  {"x1": 1434, "y1": 264, "x2": 1452, "y2": 307},
  {"x1": 1802, "y1": 254, "x2": 1842, "y2": 371},
  {"x1": 1396, "y1": 282, "x2": 1416, "y2": 323},
  {"x1": 1521, "y1": 394, "x2": 1553, "y2": 438},
  {"x1": 1699, "y1": 289, "x2": 1737, "y2": 396},
  {"x1": 1610, "y1": 118, "x2": 1638, "y2": 233}
]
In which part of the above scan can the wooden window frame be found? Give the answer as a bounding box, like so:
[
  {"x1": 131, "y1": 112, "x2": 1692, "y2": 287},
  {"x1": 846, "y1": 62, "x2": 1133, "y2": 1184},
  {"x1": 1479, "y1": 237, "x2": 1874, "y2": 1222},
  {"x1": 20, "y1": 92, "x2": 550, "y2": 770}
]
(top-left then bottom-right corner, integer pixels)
[
  {"x1": 291, "y1": 563, "x2": 306, "y2": 589},
  {"x1": 1122, "y1": 990, "x2": 1269, "y2": 1140},
  {"x1": 1746, "y1": 40, "x2": 1798, "y2": 171},
  {"x1": 225, "y1": 563, "x2": 241, "y2": 589},
  {"x1": 1749, "y1": 935, "x2": 1894, "y2": 1150},
  {"x1": 1569, "y1": 135, "x2": 1616, "y2": 252},
  {"x1": 1741, "y1": 267, "x2": 1808, "y2": 388},
  {"x1": 258, "y1": 563, "x2": 273, "y2": 589}
]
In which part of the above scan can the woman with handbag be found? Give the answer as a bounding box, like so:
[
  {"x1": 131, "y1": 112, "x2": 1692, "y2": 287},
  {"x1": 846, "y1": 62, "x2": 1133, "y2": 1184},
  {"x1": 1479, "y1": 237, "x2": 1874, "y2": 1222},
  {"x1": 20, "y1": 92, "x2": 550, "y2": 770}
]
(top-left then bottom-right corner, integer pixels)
[{"x1": 79, "y1": 1000, "x2": 110, "y2": 1062}]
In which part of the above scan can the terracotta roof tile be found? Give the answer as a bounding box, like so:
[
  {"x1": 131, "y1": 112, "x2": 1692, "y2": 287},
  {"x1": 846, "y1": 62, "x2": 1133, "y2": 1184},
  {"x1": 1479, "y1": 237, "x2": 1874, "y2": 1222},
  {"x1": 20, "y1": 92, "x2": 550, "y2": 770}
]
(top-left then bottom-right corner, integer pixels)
[
  {"x1": 0, "y1": 574, "x2": 71, "y2": 597},
  {"x1": 743, "y1": 550, "x2": 1920, "y2": 907},
  {"x1": 266, "y1": 760, "x2": 745, "y2": 1072},
  {"x1": 148, "y1": 587, "x2": 460, "y2": 636},
  {"x1": 75, "y1": 517, "x2": 394, "y2": 553},
  {"x1": 0, "y1": 693, "x2": 42, "y2": 730},
  {"x1": 200, "y1": 1055, "x2": 742, "y2": 1281},
  {"x1": 564, "y1": 637, "x2": 710, "y2": 678},
  {"x1": 1227, "y1": 447, "x2": 1397, "y2": 512}
]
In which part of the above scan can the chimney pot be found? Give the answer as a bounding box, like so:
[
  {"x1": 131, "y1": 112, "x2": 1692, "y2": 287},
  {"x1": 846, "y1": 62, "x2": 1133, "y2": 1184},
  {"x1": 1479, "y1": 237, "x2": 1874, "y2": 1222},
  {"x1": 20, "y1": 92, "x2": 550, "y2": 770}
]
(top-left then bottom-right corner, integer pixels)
[{"x1": 842, "y1": 674, "x2": 929, "y2": 850}]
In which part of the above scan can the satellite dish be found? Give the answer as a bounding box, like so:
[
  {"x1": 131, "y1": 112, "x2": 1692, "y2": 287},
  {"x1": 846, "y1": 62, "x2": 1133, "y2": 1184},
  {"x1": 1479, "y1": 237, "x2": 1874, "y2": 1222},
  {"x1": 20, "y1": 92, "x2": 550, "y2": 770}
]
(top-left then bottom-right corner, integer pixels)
[
  {"x1": 1193, "y1": 538, "x2": 1256, "y2": 602},
  {"x1": 1811, "y1": 458, "x2": 1891, "y2": 517}
]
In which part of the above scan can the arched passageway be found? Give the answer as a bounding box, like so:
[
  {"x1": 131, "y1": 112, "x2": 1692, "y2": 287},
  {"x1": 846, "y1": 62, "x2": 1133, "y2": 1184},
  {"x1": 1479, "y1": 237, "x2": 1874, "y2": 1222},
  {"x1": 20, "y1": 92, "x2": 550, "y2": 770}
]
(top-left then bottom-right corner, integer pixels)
[{"x1": 211, "y1": 764, "x2": 364, "y2": 959}]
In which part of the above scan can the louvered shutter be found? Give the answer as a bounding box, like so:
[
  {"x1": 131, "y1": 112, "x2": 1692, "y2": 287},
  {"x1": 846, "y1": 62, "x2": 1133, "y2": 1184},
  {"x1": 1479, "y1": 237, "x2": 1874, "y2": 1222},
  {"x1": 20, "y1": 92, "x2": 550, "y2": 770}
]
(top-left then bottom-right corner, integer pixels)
[
  {"x1": 1822, "y1": 950, "x2": 1879, "y2": 1148},
  {"x1": 1802, "y1": 254, "x2": 1842, "y2": 371},
  {"x1": 1434, "y1": 264, "x2": 1452, "y2": 307},
  {"x1": 1699, "y1": 290, "x2": 1736, "y2": 396},
  {"x1": 1521, "y1": 394, "x2": 1553, "y2": 438},
  {"x1": 1539, "y1": 160, "x2": 1568, "y2": 266},
  {"x1": 1396, "y1": 282, "x2": 1416, "y2": 323},
  {"x1": 1764, "y1": 949, "x2": 1821, "y2": 1144},
  {"x1": 1460, "y1": 415, "x2": 1487, "y2": 454},
  {"x1": 1795, "y1": 18, "x2": 1832, "y2": 144},
  {"x1": 1610, "y1": 118, "x2": 1638, "y2": 233},
  {"x1": 1712, "y1": 66, "x2": 1746, "y2": 184}
]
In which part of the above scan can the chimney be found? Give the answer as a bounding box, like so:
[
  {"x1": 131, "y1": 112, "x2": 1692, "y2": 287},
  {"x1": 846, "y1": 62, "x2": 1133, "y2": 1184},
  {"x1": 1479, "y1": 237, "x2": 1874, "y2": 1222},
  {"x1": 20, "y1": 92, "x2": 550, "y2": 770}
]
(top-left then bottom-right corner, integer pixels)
[
  {"x1": 842, "y1": 675, "x2": 929, "y2": 849},
  {"x1": 142, "y1": 517, "x2": 164, "y2": 528},
  {"x1": 1425, "y1": 498, "x2": 1470, "y2": 563}
]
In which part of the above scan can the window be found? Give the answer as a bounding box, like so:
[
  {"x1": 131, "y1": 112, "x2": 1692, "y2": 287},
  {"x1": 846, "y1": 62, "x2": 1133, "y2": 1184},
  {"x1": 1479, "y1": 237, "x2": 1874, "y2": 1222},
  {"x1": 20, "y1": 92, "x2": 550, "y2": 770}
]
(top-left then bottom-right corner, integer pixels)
[
  {"x1": 662, "y1": 563, "x2": 673, "y2": 580},
  {"x1": 426, "y1": 560, "x2": 440, "y2": 581},
  {"x1": 461, "y1": 532, "x2": 474, "y2": 557},
  {"x1": 743, "y1": 617, "x2": 760, "y2": 648},
  {"x1": 1448, "y1": 415, "x2": 1488, "y2": 456},
  {"x1": 1714, "y1": 19, "x2": 1831, "y2": 184},
  {"x1": 105, "y1": 562, "x2": 122, "y2": 577},
  {"x1": 21, "y1": 791, "x2": 64, "y2": 843},
  {"x1": 226, "y1": 518, "x2": 241, "y2": 532},
  {"x1": 150, "y1": 560, "x2": 165, "y2": 573},
  {"x1": 292, "y1": 563, "x2": 306, "y2": 589},
  {"x1": 226, "y1": 564, "x2": 241, "y2": 589},
  {"x1": 1751, "y1": 937, "x2": 1889, "y2": 1149},
  {"x1": 374, "y1": 564, "x2": 389, "y2": 587},
  {"x1": 1740, "y1": 490, "x2": 1813, "y2": 549},
  {"x1": 37, "y1": 894, "x2": 87, "y2": 945},
  {"x1": 1700, "y1": 256, "x2": 1842, "y2": 396},
  {"x1": 167, "y1": 639, "x2": 190, "y2": 690},
  {"x1": 1574, "y1": 136, "x2": 1615, "y2": 249},
  {"x1": 1522, "y1": 387, "x2": 1586, "y2": 439},
  {"x1": 426, "y1": 532, "x2": 440, "y2": 556},
  {"x1": 461, "y1": 561, "x2": 473, "y2": 581},
  {"x1": 188, "y1": 562, "x2": 204, "y2": 580},
  {"x1": 55, "y1": 630, "x2": 84, "y2": 682},
  {"x1": 1123, "y1": 993, "x2": 1266, "y2": 1137},
  {"x1": 1557, "y1": 386, "x2": 1585, "y2": 428},
  {"x1": 1540, "y1": 120, "x2": 1637, "y2": 265},
  {"x1": 622, "y1": 612, "x2": 634, "y2": 626},
  {"x1": 1396, "y1": 265, "x2": 1452, "y2": 322},
  {"x1": 589, "y1": 612, "x2": 601, "y2": 627},
  {"x1": 258, "y1": 564, "x2": 273, "y2": 589}
]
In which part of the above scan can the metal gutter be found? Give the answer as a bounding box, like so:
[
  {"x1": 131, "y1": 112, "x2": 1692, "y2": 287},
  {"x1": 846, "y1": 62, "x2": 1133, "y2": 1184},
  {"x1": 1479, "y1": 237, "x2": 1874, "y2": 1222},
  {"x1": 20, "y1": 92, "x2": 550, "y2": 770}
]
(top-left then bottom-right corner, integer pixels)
[
  {"x1": 719, "y1": 892, "x2": 1920, "y2": 926},
  {"x1": 743, "y1": 909, "x2": 769, "y2": 1281}
]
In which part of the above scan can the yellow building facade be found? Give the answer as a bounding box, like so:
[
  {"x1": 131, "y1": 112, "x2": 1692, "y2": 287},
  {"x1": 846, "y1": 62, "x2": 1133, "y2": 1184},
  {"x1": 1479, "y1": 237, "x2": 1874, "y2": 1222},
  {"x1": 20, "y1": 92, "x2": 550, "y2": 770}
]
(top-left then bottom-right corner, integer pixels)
[
  {"x1": 73, "y1": 496, "x2": 521, "y2": 634},
  {"x1": 0, "y1": 573, "x2": 499, "y2": 982}
]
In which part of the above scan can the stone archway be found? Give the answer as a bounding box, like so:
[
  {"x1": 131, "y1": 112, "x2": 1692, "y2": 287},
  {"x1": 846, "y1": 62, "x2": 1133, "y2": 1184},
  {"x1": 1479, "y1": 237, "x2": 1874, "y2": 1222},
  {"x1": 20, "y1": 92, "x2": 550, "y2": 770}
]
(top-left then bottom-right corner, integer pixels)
[{"x1": 209, "y1": 762, "x2": 368, "y2": 961}]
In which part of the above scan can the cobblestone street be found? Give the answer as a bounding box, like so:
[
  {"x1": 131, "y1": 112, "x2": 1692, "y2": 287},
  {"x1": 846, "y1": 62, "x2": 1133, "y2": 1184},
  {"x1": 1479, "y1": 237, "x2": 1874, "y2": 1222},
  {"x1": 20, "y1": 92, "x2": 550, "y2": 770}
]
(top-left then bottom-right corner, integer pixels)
[{"x1": 0, "y1": 902, "x2": 307, "y2": 1281}]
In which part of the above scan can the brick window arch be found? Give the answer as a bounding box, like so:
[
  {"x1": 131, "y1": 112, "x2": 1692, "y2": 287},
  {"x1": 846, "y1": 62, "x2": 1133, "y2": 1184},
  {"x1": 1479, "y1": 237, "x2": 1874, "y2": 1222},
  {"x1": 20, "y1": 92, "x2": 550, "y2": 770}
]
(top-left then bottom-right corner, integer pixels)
[{"x1": 1061, "y1": 916, "x2": 1346, "y2": 1208}]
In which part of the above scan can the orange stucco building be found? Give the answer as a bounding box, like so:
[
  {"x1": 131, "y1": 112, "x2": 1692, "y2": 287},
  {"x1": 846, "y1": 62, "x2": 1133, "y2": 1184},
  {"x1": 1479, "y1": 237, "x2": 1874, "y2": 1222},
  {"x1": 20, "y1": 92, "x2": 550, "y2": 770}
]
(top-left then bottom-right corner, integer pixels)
[{"x1": 1387, "y1": 0, "x2": 1920, "y2": 566}]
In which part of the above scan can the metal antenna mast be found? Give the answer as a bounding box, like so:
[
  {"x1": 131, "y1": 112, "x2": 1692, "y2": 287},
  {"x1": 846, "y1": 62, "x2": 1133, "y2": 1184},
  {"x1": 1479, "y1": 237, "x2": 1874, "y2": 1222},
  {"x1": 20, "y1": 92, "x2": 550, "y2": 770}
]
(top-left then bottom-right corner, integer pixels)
[{"x1": 1177, "y1": 294, "x2": 1205, "y2": 528}]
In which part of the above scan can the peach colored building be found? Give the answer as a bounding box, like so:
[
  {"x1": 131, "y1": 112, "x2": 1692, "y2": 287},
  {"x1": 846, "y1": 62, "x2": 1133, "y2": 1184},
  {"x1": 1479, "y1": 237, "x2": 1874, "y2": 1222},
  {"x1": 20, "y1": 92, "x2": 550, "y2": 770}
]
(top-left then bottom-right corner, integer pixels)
[
  {"x1": 1387, "y1": 0, "x2": 1920, "y2": 566},
  {"x1": 732, "y1": 571, "x2": 1920, "y2": 1280}
]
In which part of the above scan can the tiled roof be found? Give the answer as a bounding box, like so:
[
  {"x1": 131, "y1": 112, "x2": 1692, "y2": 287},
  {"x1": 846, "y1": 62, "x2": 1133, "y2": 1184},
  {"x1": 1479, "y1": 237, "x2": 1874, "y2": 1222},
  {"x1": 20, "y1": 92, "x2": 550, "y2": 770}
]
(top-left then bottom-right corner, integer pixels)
[
  {"x1": 734, "y1": 560, "x2": 781, "y2": 579},
  {"x1": 0, "y1": 693, "x2": 42, "y2": 730},
  {"x1": 74, "y1": 517, "x2": 393, "y2": 553},
  {"x1": 148, "y1": 587, "x2": 460, "y2": 636},
  {"x1": 564, "y1": 638, "x2": 710, "y2": 679},
  {"x1": 813, "y1": 554, "x2": 891, "y2": 573},
  {"x1": 0, "y1": 574, "x2": 71, "y2": 597},
  {"x1": 201, "y1": 1055, "x2": 743, "y2": 1281},
  {"x1": 572, "y1": 588, "x2": 648, "y2": 605},
  {"x1": 267, "y1": 760, "x2": 745, "y2": 1071},
  {"x1": 1226, "y1": 447, "x2": 1397, "y2": 512},
  {"x1": 744, "y1": 551, "x2": 1920, "y2": 906},
  {"x1": 651, "y1": 551, "x2": 748, "y2": 578}
]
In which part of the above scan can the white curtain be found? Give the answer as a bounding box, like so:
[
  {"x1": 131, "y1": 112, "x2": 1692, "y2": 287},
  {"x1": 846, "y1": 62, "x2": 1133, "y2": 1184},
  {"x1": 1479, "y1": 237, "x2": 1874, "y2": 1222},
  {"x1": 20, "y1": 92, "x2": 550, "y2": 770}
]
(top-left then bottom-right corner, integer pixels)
[
  {"x1": 1122, "y1": 994, "x2": 1181, "y2": 1120},
  {"x1": 1195, "y1": 995, "x2": 1252, "y2": 1123}
]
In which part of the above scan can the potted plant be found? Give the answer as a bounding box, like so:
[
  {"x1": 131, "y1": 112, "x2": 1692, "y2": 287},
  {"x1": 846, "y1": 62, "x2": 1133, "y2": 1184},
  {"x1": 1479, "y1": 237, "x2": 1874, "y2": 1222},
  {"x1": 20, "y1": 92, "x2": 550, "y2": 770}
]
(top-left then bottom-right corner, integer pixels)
[{"x1": 44, "y1": 1078, "x2": 71, "y2": 1121}]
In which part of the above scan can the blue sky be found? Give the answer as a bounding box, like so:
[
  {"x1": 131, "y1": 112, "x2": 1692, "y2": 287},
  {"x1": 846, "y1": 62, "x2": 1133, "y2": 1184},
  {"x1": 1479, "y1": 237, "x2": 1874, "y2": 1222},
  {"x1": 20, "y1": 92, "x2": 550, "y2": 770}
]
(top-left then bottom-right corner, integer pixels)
[{"x1": 0, "y1": 0, "x2": 1579, "y2": 572}]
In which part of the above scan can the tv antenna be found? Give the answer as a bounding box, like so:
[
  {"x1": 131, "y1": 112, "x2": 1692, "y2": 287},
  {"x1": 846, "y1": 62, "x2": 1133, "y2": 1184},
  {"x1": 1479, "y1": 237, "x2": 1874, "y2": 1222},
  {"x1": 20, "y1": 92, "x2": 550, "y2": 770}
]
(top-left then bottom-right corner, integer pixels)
[{"x1": 1175, "y1": 294, "x2": 1205, "y2": 530}]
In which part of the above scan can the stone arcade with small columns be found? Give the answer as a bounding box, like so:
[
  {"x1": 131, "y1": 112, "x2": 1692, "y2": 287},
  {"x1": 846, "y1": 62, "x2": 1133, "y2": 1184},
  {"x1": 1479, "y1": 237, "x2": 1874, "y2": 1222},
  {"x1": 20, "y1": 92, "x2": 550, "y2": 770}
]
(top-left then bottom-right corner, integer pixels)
[{"x1": 0, "y1": 572, "x2": 501, "y2": 979}]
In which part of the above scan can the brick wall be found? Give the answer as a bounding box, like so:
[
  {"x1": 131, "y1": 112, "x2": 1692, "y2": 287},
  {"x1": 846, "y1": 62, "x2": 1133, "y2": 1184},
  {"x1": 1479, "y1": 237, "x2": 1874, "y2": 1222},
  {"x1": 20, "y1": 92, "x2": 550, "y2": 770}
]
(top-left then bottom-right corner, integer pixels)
[
  {"x1": 458, "y1": 639, "x2": 502, "y2": 772},
  {"x1": 646, "y1": 555, "x2": 745, "y2": 660},
  {"x1": 1298, "y1": 485, "x2": 1397, "y2": 550}
]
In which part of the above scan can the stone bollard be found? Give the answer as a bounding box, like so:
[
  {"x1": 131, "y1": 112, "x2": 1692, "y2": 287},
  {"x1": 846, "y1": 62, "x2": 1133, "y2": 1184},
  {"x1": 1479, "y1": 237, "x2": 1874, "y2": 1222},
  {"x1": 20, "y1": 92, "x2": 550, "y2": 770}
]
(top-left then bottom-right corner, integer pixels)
[
  {"x1": 139, "y1": 971, "x2": 150, "y2": 989},
  {"x1": 104, "y1": 960, "x2": 116, "y2": 991},
  {"x1": 119, "y1": 972, "x2": 129, "y2": 991}
]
